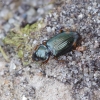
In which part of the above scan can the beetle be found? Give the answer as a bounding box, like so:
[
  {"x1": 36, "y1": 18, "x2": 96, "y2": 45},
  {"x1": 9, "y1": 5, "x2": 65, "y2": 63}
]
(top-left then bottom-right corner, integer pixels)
[{"x1": 32, "y1": 30, "x2": 81, "y2": 63}]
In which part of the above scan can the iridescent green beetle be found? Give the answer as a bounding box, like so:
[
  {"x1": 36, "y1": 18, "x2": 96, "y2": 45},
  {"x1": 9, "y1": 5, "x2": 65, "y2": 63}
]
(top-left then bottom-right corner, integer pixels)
[{"x1": 32, "y1": 30, "x2": 81, "y2": 63}]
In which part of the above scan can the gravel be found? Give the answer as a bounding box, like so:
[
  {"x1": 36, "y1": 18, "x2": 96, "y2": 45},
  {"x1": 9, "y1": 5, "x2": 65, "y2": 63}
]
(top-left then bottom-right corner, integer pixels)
[{"x1": 0, "y1": 0, "x2": 100, "y2": 100}]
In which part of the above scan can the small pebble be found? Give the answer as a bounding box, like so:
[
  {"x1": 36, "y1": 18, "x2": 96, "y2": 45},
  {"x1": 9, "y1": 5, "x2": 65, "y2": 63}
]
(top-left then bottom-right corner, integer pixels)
[
  {"x1": 4, "y1": 24, "x2": 11, "y2": 32},
  {"x1": 74, "y1": 51, "x2": 82, "y2": 57},
  {"x1": 86, "y1": 77, "x2": 89, "y2": 82},
  {"x1": 94, "y1": 41, "x2": 99, "y2": 48},
  {"x1": 26, "y1": 8, "x2": 36, "y2": 16},
  {"x1": 8, "y1": 18, "x2": 15, "y2": 24},
  {"x1": 33, "y1": 40, "x2": 37, "y2": 45},
  {"x1": 51, "y1": 27, "x2": 56, "y2": 32},
  {"x1": 9, "y1": 60, "x2": 16, "y2": 72},
  {"x1": 0, "y1": 33, "x2": 5, "y2": 39},
  {"x1": 22, "y1": 95, "x2": 27, "y2": 100},
  {"x1": 78, "y1": 14, "x2": 83, "y2": 19},
  {"x1": 0, "y1": 70, "x2": 4, "y2": 76},
  {"x1": 37, "y1": 8, "x2": 44, "y2": 15},
  {"x1": 46, "y1": 27, "x2": 52, "y2": 32}
]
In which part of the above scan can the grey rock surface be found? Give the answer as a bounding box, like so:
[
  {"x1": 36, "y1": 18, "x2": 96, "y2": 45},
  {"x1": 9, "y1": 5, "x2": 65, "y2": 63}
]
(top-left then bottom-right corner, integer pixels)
[{"x1": 0, "y1": 0, "x2": 100, "y2": 100}]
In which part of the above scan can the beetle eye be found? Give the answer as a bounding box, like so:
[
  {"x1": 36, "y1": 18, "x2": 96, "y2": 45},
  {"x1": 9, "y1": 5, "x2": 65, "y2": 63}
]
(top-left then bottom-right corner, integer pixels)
[{"x1": 32, "y1": 53, "x2": 39, "y2": 61}]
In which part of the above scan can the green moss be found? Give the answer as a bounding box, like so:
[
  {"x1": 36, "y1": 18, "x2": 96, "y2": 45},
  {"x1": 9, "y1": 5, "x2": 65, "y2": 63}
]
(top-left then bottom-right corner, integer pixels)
[
  {"x1": 0, "y1": 46, "x2": 9, "y2": 61},
  {"x1": 3, "y1": 21, "x2": 46, "y2": 65},
  {"x1": 18, "y1": 49, "x2": 24, "y2": 58}
]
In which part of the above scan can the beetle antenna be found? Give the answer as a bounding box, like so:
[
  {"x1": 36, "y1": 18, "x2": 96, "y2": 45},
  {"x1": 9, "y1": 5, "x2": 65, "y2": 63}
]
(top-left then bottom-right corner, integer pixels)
[{"x1": 10, "y1": 64, "x2": 30, "y2": 77}]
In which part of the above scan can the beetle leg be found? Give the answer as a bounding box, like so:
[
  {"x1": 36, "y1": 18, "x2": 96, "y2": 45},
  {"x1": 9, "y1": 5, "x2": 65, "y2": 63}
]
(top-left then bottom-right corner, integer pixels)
[
  {"x1": 59, "y1": 28, "x2": 70, "y2": 33},
  {"x1": 72, "y1": 41, "x2": 77, "y2": 48},
  {"x1": 59, "y1": 29, "x2": 64, "y2": 33},
  {"x1": 54, "y1": 56, "x2": 66, "y2": 63},
  {"x1": 65, "y1": 28, "x2": 70, "y2": 33},
  {"x1": 58, "y1": 26, "x2": 64, "y2": 33},
  {"x1": 34, "y1": 45, "x2": 39, "y2": 50},
  {"x1": 72, "y1": 35, "x2": 80, "y2": 48},
  {"x1": 42, "y1": 40, "x2": 47, "y2": 45},
  {"x1": 53, "y1": 56, "x2": 58, "y2": 60},
  {"x1": 76, "y1": 46, "x2": 86, "y2": 52},
  {"x1": 41, "y1": 57, "x2": 50, "y2": 65}
]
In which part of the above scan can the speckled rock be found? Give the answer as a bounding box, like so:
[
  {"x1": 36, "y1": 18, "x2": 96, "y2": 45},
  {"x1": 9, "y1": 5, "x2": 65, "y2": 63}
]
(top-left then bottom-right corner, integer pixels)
[{"x1": 0, "y1": 0, "x2": 100, "y2": 100}]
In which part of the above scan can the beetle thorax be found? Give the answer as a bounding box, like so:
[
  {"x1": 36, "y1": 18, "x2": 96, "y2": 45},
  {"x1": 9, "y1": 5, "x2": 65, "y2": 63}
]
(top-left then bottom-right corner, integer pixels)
[{"x1": 32, "y1": 45, "x2": 50, "y2": 61}]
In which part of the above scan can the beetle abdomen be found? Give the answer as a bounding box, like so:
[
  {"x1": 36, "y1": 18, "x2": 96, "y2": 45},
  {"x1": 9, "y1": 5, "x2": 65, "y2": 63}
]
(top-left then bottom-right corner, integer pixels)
[{"x1": 47, "y1": 32, "x2": 78, "y2": 56}]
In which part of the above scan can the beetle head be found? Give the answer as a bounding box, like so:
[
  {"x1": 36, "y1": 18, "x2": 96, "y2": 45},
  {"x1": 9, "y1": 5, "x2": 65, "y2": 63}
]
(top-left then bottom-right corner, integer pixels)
[{"x1": 32, "y1": 45, "x2": 50, "y2": 61}]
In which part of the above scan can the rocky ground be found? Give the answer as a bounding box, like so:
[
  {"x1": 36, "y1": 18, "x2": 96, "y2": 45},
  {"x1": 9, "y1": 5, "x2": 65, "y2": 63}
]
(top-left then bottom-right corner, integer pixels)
[{"x1": 0, "y1": 0, "x2": 100, "y2": 100}]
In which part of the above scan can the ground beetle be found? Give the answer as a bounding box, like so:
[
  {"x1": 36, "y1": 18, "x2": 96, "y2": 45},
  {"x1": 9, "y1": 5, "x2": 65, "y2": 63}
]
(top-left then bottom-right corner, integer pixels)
[{"x1": 32, "y1": 30, "x2": 81, "y2": 63}]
